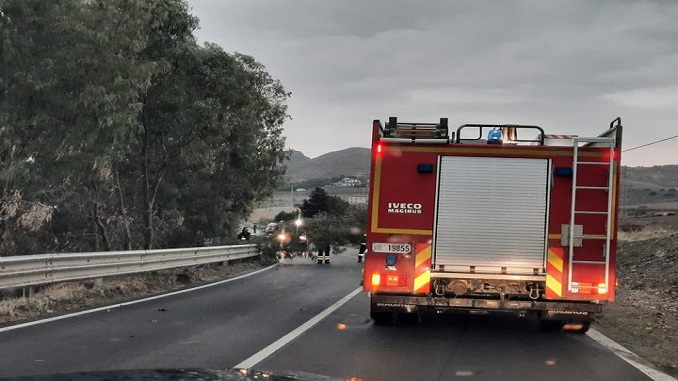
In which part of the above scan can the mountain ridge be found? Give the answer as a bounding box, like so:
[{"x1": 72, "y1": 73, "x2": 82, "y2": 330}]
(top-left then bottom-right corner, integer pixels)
[
  {"x1": 285, "y1": 147, "x2": 370, "y2": 182},
  {"x1": 284, "y1": 148, "x2": 678, "y2": 205}
]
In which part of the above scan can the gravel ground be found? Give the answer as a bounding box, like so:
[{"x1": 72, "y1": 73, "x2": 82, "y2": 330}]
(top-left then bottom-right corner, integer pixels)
[{"x1": 594, "y1": 233, "x2": 678, "y2": 377}]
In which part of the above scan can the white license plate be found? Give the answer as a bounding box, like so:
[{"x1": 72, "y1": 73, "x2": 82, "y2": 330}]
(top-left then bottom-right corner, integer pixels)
[{"x1": 372, "y1": 243, "x2": 412, "y2": 253}]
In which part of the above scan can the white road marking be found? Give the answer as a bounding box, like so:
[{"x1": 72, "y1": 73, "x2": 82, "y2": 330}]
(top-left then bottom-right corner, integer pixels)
[
  {"x1": 0, "y1": 264, "x2": 277, "y2": 334},
  {"x1": 9, "y1": 267, "x2": 669, "y2": 380},
  {"x1": 587, "y1": 328, "x2": 677, "y2": 381},
  {"x1": 235, "y1": 286, "x2": 363, "y2": 369}
]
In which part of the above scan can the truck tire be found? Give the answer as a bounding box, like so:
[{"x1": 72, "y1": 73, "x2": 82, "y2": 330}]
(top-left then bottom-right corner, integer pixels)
[
  {"x1": 397, "y1": 312, "x2": 421, "y2": 325},
  {"x1": 371, "y1": 311, "x2": 393, "y2": 325},
  {"x1": 539, "y1": 319, "x2": 564, "y2": 332},
  {"x1": 370, "y1": 302, "x2": 393, "y2": 325}
]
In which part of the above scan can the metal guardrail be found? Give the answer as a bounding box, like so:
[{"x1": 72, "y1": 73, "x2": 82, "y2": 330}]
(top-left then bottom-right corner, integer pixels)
[{"x1": 0, "y1": 245, "x2": 259, "y2": 290}]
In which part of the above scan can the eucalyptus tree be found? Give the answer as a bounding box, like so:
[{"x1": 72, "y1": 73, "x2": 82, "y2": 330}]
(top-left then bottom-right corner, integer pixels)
[{"x1": 0, "y1": 0, "x2": 290, "y2": 255}]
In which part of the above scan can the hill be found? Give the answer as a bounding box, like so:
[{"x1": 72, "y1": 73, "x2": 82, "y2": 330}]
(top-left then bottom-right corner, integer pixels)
[
  {"x1": 287, "y1": 150, "x2": 311, "y2": 167},
  {"x1": 621, "y1": 165, "x2": 678, "y2": 207},
  {"x1": 282, "y1": 148, "x2": 678, "y2": 206},
  {"x1": 284, "y1": 147, "x2": 370, "y2": 182},
  {"x1": 622, "y1": 165, "x2": 678, "y2": 188}
]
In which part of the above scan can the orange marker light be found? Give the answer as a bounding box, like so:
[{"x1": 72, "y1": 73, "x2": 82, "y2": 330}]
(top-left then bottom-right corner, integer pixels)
[
  {"x1": 597, "y1": 283, "x2": 607, "y2": 294},
  {"x1": 371, "y1": 273, "x2": 381, "y2": 287},
  {"x1": 386, "y1": 275, "x2": 400, "y2": 287}
]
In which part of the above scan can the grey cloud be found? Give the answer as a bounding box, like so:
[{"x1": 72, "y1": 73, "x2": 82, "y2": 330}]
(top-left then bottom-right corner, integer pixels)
[
  {"x1": 191, "y1": 0, "x2": 473, "y2": 39},
  {"x1": 188, "y1": 0, "x2": 678, "y2": 166}
]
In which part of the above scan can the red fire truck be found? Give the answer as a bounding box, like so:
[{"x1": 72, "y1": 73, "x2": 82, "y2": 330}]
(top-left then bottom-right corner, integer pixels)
[{"x1": 362, "y1": 117, "x2": 623, "y2": 332}]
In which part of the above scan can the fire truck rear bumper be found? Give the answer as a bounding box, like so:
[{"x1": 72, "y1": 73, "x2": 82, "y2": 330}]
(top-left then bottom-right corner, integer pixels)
[{"x1": 370, "y1": 294, "x2": 602, "y2": 320}]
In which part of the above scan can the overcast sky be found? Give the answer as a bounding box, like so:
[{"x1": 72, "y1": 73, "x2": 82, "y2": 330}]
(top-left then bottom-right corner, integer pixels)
[{"x1": 187, "y1": 0, "x2": 677, "y2": 167}]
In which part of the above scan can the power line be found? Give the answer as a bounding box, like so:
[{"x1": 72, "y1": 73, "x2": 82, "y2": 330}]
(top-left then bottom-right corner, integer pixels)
[{"x1": 623, "y1": 134, "x2": 678, "y2": 152}]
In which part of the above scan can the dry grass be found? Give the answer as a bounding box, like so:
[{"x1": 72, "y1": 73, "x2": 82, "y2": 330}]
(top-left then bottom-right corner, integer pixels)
[
  {"x1": 618, "y1": 227, "x2": 678, "y2": 241},
  {"x1": 624, "y1": 201, "x2": 678, "y2": 210},
  {"x1": 249, "y1": 206, "x2": 296, "y2": 223}
]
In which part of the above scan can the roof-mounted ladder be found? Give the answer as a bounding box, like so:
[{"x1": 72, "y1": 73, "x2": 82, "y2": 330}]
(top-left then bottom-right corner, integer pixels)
[
  {"x1": 568, "y1": 136, "x2": 616, "y2": 293},
  {"x1": 381, "y1": 117, "x2": 451, "y2": 143}
]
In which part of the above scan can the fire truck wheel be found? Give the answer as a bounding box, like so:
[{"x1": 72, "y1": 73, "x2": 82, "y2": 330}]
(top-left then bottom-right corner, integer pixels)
[
  {"x1": 371, "y1": 312, "x2": 393, "y2": 325},
  {"x1": 397, "y1": 313, "x2": 421, "y2": 325},
  {"x1": 539, "y1": 319, "x2": 564, "y2": 332}
]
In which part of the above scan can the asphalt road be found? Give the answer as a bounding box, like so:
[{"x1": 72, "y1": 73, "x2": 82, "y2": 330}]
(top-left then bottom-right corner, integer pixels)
[{"x1": 0, "y1": 250, "x2": 660, "y2": 381}]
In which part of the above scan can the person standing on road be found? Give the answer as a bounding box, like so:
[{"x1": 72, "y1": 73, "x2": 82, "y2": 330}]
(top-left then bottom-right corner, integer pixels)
[
  {"x1": 317, "y1": 244, "x2": 331, "y2": 264},
  {"x1": 309, "y1": 234, "x2": 331, "y2": 264},
  {"x1": 358, "y1": 234, "x2": 367, "y2": 263}
]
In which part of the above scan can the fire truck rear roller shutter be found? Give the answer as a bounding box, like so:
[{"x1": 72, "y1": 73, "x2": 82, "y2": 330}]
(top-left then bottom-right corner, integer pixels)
[{"x1": 434, "y1": 156, "x2": 549, "y2": 271}]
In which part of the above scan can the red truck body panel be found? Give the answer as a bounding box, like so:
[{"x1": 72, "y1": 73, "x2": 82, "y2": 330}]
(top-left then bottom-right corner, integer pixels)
[{"x1": 363, "y1": 118, "x2": 623, "y2": 318}]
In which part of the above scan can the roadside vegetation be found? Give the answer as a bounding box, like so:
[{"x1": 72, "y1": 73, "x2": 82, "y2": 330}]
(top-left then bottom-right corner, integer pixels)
[
  {"x1": 0, "y1": 0, "x2": 289, "y2": 256},
  {"x1": 261, "y1": 187, "x2": 366, "y2": 257},
  {"x1": 0, "y1": 259, "x2": 265, "y2": 325}
]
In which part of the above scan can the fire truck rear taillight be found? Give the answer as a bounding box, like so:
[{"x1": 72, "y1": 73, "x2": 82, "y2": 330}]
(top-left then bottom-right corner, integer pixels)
[
  {"x1": 570, "y1": 282, "x2": 579, "y2": 293},
  {"x1": 371, "y1": 273, "x2": 406, "y2": 287},
  {"x1": 385, "y1": 275, "x2": 406, "y2": 287}
]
